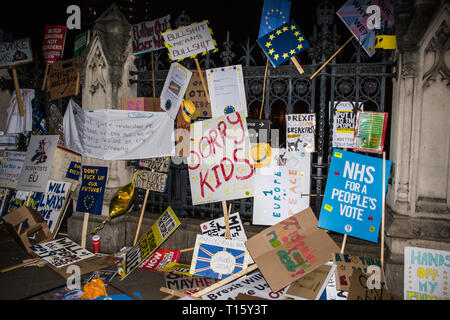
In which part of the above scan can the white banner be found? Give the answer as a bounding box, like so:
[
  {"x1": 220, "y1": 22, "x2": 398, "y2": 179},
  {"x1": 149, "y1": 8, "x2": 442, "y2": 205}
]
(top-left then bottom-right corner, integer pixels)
[{"x1": 63, "y1": 99, "x2": 174, "y2": 160}]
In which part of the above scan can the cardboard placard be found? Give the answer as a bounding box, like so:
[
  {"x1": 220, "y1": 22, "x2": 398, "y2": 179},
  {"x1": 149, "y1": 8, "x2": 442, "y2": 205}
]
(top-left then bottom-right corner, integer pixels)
[
  {"x1": 51, "y1": 255, "x2": 120, "y2": 279},
  {"x1": 49, "y1": 145, "x2": 82, "y2": 189},
  {"x1": 184, "y1": 70, "x2": 211, "y2": 119},
  {"x1": 0, "y1": 151, "x2": 26, "y2": 189},
  {"x1": 47, "y1": 59, "x2": 79, "y2": 100},
  {"x1": 138, "y1": 157, "x2": 170, "y2": 173},
  {"x1": 132, "y1": 15, "x2": 171, "y2": 55},
  {"x1": 286, "y1": 113, "x2": 316, "y2": 153},
  {"x1": 42, "y1": 25, "x2": 67, "y2": 64},
  {"x1": 246, "y1": 207, "x2": 340, "y2": 293},
  {"x1": 76, "y1": 166, "x2": 108, "y2": 215},
  {"x1": 347, "y1": 268, "x2": 399, "y2": 300},
  {"x1": 133, "y1": 169, "x2": 167, "y2": 193},
  {"x1": 0, "y1": 38, "x2": 33, "y2": 68},
  {"x1": 164, "y1": 272, "x2": 221, "y2": 294},
  {"x1": 120, "y1": 97, "x2": 162, "y2": 112}
]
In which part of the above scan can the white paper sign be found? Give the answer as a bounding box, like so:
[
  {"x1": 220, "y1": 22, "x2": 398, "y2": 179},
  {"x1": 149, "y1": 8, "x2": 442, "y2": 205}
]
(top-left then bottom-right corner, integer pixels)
[
  {"x1": 206, "y1": 65, "x2": 248, "y2": 118},
  {"x1": 286, "y1": 113, "x2": 316, "y2": 153},
  {"x1": 331, "y1": 101, "x2": 362, "y2": 149},
  {"x1": 63, "y1": 99, "x2": 174, "y2": 160},
  {"x1": 253, "y1": 149, "x2": 311, "y2": 226},
  {"x1": 16, "y1": 135, "x2": 59, "y2": 192},
  {"x1": 0, "y1": 151, "x2": 26, "y2": 189},
  {"x1": 200, "y1": 212, "x2": 246, "y2": 241},
  {"x1": 160, "y1": 62, "x2": 192, "y2": 120}
]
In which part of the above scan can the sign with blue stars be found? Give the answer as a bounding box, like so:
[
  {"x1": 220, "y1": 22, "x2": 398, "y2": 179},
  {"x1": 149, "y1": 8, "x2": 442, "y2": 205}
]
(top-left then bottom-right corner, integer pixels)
[
  {"x1": 257, "y1": 20, "x2": 310, "y2": 68},
  {"x1": 258, "y1": 0, "x2": 292, "y2": 38}
]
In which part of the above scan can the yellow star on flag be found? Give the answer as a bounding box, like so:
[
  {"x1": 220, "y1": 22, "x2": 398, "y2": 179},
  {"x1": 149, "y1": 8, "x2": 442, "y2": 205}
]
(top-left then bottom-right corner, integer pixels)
[
  {"x1": 274, "y1": 54, "x2": 279, "y2": 60},
  {"x1": 276, "y1": 30, "x2": 282, "y2": 35},
  {"x1": 269, "y1": 34, "x2": 275, "y2": 40},
  {"x1": 282, "y1": 53, "x2": 289, "y2": 59},
  {"x1": 268, "y1": 48, "x2": 275, "y2": 55},
  {"x1": 297, "y1": 44, "x2": 303, "y2": 50},
  {"x1": 298, "y1": 37, "x2": 304, "y2": 42},
  {"x1": 294, "y1": 31, "x2": 300, "y2": 36},
  {"x1": 265, "y1": 42, "x2": 272, "y2": 48},
  {"x1": 289, "y1": 49, "x2": 296, "y2": 55},
  {"x1": 291, "y1": 25, "x2": 296, "y2": 30},
  {"x1": 282, "y1": 26, "x2": 288, "y2": 32}
]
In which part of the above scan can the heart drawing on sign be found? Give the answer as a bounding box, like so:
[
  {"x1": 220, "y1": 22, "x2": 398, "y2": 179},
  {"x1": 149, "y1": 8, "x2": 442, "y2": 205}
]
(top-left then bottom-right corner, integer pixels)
[{"x1": 83, "y1": 195, "x2": 96, "y2": 211}]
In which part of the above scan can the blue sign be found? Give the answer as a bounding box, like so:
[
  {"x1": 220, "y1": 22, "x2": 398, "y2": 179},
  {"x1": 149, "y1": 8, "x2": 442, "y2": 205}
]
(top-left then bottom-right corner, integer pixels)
[
  {"x1": 65, "y1": 161, "x2": 81, "y2": 180},
  {"x1": 317, "y1": 149, "x2": 391, "y2": 243},
  {"x1": 76, "y1": 166, "x2": 108, "y2": 215},
  {"x1": 258, "y1": 0, "x2": 292, "y2": 38}
]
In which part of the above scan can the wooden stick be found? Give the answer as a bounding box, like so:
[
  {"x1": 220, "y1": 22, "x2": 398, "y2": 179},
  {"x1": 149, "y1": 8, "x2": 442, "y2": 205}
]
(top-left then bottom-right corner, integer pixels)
[
  {"x1": 381, "y1": 151, "x2": 386, "y2": 268},
  {"x1": 180, "y1": 247, "x2": 194, "y2": 253},
  {"x1": 160, "y1": 287, "x2": 203, "y2": 300},
  {"x1": 81, "y1": 212, "x2": 89, "y2": 248},
  {"x1": 151, "y1": 51, "x2": 156, "y2": 99},
  {"x1": 11, "y1": 68, "x2": 24, "y2": 117},
  {"x1": 41, "y1": 64, "x2": 49, "y2": 91},
  {"x1": 259, "y1": 58, "x2": 269, "y2": 120},
  {"x1": 1, "y1": 258, "x2": 43, "y2": 273},
  {"x1": 194, "y1": 58, "x2": 210, "y2": 103},
  {"x1": 134, "y1": 189, "x2": 150, "y2": 245},
  {"x1": 222, "y1": 200, "x2": 231, "y2": 240},
  {"x1": 290, "y1": 56, "x2": 304, "y2": 74},
  {"x1": 191, "y1": 264, "x2": 259, "y2": 298},
  {"x1": 75, "y1": 69, "x2": 80, "y2": 96},
  {"x1": 340, "y1": 234, "x2": 347, "y2": 254},
  {"x1": 309, "y1": 35, "x2": 353, "y2": 80}
]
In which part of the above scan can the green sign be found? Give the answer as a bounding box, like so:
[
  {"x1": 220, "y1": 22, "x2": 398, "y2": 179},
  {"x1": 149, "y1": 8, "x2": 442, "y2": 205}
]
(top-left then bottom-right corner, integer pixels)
[{"x1": 73, "y1": 30, "x2": 90, "y2": 57}]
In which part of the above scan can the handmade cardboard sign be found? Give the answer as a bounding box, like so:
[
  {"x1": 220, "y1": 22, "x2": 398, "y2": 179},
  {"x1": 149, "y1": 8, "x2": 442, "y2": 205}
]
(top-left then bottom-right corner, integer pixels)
[
  {"x1": 331, "y1": 101, "x2": 363, "y2": 149},
  {"x1": 0, "y1": 190, "x2": 26, "y2": 218},
  {"x1": 353, "y1": 111, "x2": 388, "y2": 154},
  {"x1": 0, "y1": 151, "x2": 26, "y2": 189},
  {"x1": 323, "y1": 269, "x2": 348, "y2": 300},
  {"x1": 29, "y1": 237, "x2": 95, "y2": 268},
  {"x1": 332, "y1": 252, "x2": 384, "y2": 292},
  {"x1": 76, "y1": 166, "x2": 107, "y2": 215},
  {"x1": 253, "y1": 150, "x2": 311, "y2": 226},
  {"x1": 121, "y1": 207, "x2": 180, "y2": 280},
  {"x1": 49, "y1": 145, "x2": 82, "y2": 188},
  {"x1": 190, "y1": 234, "x2": 250, "y2": 280},
  {"x1": 162, "y1": 21, "x2": 217, "y2": 61},
  {"x1": 138, "y1": 157, "x2": 170, "y2": 173},
  {"x1": 257, "y1": 20, "x2": 310, "y2": 68},
  {"x1": 0, "y1": 38, "x2": 33, "y2": 68},
  {"x1": 245, "y1": 207, "x2": 340, "y2": 293},
  {"x1": 132, "y1": 14, "x2": 171, "y2": 55},
  {"x1": 404, "y1": 246, "x2": 450, "y2": 300},
  {"x1": 258, "y1": 0, "x2": 292, "y2": 38},
  {"x1": 206, "y1": 64, "x2": 248, "y2": 118},
  {"x1": 187, "y1": 111, "x2": 255, "y2": 205},
  {"x1": 46, "y1": 58, "x2": 79, "y2": 100},
  {"x1": 347, "y1": 268, "x2": 399, "y2": 300},
  {"x1": 133, "y1": 169, "x2": 167, "y2": 193},
  {"x1": 286, "y1": 113, "x2": 316, "y2": 153},
  {"x1": 317, "y1": 149, "x2": 392, "y2": 243},
  {"x1": 120, "y1": 97, "x2": 161, "y2": 112},
  {"x1": 16, "y1": 135, "x2": 59, "y2": 193},
  {"x1": 160, "y1": 62, "x2": 192, "y2": 120},
  {"x1": 73, "y1": 30, "x2": 90, "y2": 57},
  {"x1": 165, "y1": 272, "x2": 221, "y2": 294},
  {"x1": 184, "y1": 70, "x2": 211, "y2": 119},
  {"x1": 139, "y1": 248, "x2": 181, "y2": 272},
  {"x1": 65, "y1": 161, "x2": 81, "y2": 181},
  {"x1": 42, "y1": 25, "x2": 67, "y2": 64},
  {"x1": 64, "y1": 99, "x2": 174, "y2": 160}
]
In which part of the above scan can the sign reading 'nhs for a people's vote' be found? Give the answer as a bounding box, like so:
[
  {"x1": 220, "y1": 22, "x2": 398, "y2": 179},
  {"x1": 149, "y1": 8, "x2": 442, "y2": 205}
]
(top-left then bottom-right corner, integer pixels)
[{"x1": 318, "y1": 149, "x2": 391, "y2": 243}]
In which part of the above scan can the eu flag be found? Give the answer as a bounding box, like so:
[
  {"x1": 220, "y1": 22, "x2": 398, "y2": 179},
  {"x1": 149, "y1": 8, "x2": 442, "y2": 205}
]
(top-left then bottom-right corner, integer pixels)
[
  {"x1": 257, "y1": 20, "x2": 310, "y2": 68},
  {"x1": 258, "y1": 0, "x2": 292, "y2": 38}
]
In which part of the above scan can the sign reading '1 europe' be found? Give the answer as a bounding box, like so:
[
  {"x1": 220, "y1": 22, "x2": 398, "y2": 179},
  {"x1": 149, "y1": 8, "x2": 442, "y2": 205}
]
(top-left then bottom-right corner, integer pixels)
[{"x1": 317, "y1": 149, "x2": 391, "y2": 243}]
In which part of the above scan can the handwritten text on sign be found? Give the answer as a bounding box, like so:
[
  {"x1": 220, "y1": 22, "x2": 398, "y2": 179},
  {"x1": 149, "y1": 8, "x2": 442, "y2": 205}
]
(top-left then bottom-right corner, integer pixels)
[
  {"x1": 132, "y1": 15, "x2": 170, "y2": 55},
  {"x1": 0, "y1": 38, "x2": 33, "y2": 68},
  {"x1": 187, "y1": 111, "x2": 255, "y2": 205},
  {"x1": 134, "y1": 170, "x2": 167, "y2": 193}
]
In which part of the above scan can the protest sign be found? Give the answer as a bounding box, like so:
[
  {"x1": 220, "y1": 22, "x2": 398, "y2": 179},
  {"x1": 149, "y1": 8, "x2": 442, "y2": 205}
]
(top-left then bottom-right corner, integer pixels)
[
  {"x1": 134, "y1": 169, "x2": 167, "y2": 193},
  {"x1": 132, "y1": 15, "x2": 170, "y2": 55},
  {"x1": 353, "y1": 111, "x2": 388, "y2": 154},
  {"x1": 347, "y1": 268, "x2": 399, "y2": 300},
  {"x1": 190, "y1": 234, "x2": 250, "y2": 280},
  {"x1": 187, "y1": 111, "x2": 255, "y2": 205},
  {"x1": 76, "y1": 166, "x2": 107, "y2": 215},
  {"x1": 323, "y1": 269, "x2": 348, "y2": 300},
  {"x1": 160, "y1": 262, "x2": 193, "y2": 276},
  {"x1": 258, "y1": 0, "x2": 292, "y2": 38},
  {"x1": 331, "y1": 101, "x2": 363, "y2": 149},
  {"x1": 317, "y1": 149, "x2": 392, "y2": 243},
  {"x1": 184, "y1": 70, "x2": 211, "y2": 119},
  {"x1": 246, "y1": 207, "x2": 340, "y2": 292},
  {"x1": 0, "y1": 38, "x2": 33, "y2": 68},
  {"x1": 49, "y1": 145, "x2": 82, "y2": 188},
  {"x1": 200, "y1": 212, "x2": 247, "y2": 241},
  {"x1": 253, "y1": 150, "x2": 311, "y2": 226},
  {"x1": 162, "y1": 21, "x2": 217, "y2": 62},
  {"x1": 16, "y1": 135, "x2": 59, "y2": 193},
  {"x1": 42, "y1": 26, "x2": 67, "y2": 64},
  {"x1": 29, "y1": 237, "x2": 95, "y2": 268},
  {"x1": 139, "y1": 248, "x2": 181, "y2": 272},
  {"x1": 160, "y1": 62, "x2": 192, "y2": 120},
  {"x1": 121, "y1": 207, "x2": 180, "y2": 280},
  {"x1": 284, "y1": 262, "x2": 336, "y2": 300},
  {"x1": 202, "y1": 269, "x2": 287, "y2": 300},
  {"x1": 0, "y1": 190, "x2": 26, "y2": 218},
  {"x1": 165, "y1": 272, "x2": 221, "y2": 294},
  {"x1": 63, "y1": 99, "x2": 174, "y2": 160},
  {"x1": 73, "y1": 30, "x2": 90, "y2": 57},
  {"x1": 46, "y1": 58, "x2": 79, "y2": 100},
  {"x1": 286, "y1": 113, "x2": 315, "y2": 153},
  {"x1": 138, "y1": 157, "x2": 170, "y2": 173},
  {"x1": 333, "y1": 252, "x2": 384, "y2": 291},
  {"x1": 206, "y1": 64, "x2": 248, "y2": 118},
  {"x1": 65, "y1": 161, "x2": 81, "y2": 181},
  {"x1": 0, "y1": 151, "x2": 26, "y2": 189},
  {"x1": 87, "y1": 270, "x2": 117, "y2": 283},
  {"x1": 404, "y1": 246, "x2": 450, "y2": 300},
  {"x1": 119, "y1": 97, "x2": 161, "y2": 112}
]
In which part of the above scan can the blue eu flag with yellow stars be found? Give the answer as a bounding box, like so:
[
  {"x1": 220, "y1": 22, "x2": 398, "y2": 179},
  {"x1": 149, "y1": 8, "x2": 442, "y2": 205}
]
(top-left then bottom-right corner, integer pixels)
[
  {"x1": 257, "y1": 20, "x2": 310, "y2": 68},
  {"x1": 258, "y1": 0, "x2": 292, "y2": 38}
]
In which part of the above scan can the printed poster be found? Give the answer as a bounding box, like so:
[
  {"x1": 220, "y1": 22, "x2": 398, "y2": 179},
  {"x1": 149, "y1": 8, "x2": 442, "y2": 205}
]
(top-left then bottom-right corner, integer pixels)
[
  {"x1": 16, "y1": 135, "x2": 59, "y2": 192},
  {"x1": 190, "y1": 234, "x2": 249, "y2": 280},
  {"x1": 121, "y1": 207, "x2": 181, "y2": 280},
  {"x1": 132, "y1": 15, "x2": 170, "y2": 55},
  {"x1": 42, "y1": 25, "x2": 67, "y2": 64},
  {"x1": 353, "y1": 111, "x2": 388, "y2": 154},
  {"x1": 165, "y1": 272, "x2": 221, "y2": 294},
  {"x1": 139, "y1": 248, "x2": 181, "y2": 272},
  {"x1": 404, "y1": 246, "x2": 450, "y2": 300},
  {"x1": 63, "y1": 99, "x2": 174, "y2": 160},
  {"x1": 206, "y1": 64, "x2": 248, "y2": 118},
  {"x1": 331, "y1": 101, "x2": 363, "y2": 149},
  {"x1": 286, "y1": 113, "x2": 315, "y2": 153},
  {"x1": 317, "y1": 149, "x2": 392, "y2": 243},
  {"x1": 73, "y1": 30, "x2": 90, "y2": 57},
  {"x1": 253, "y1": 149, "x2": 311, "y2": 226},
  {"x1": 76, "y1": 166, "x2": 108, "y2": 215},
  {"x1": 0, "y1": 151, "x2": 26, "y2": 189},
  {"x1": 188, "y1": 111, "x2": 255, "y2": 205},
  {"x1": 160, "y1": 62, "x2": 192, "y2": 120},
  {"x1": 29, "y1": 237, "x2": 95, "y2": 268}
]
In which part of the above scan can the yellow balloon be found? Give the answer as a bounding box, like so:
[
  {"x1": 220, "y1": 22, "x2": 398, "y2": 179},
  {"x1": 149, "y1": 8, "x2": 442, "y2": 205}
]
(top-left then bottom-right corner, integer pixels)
[{"x1": 109, "y1": 182, "x2": 135, "y2": 219}]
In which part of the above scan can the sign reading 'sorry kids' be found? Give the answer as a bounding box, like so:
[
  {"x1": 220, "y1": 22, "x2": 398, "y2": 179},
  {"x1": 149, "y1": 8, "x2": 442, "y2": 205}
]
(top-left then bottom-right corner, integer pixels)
[
  {"x1": 187, "y1": 112, "x2": 255, "y2": 205},
  {"x1": 76, "y1": 166, "x2": 107, "y2": 215},
  {"x1": 318, "y1": 149, "x2": 392, "y2": 243},
  {"x1": 132, "y1": 15, "x2": 170, "y2": 55}
]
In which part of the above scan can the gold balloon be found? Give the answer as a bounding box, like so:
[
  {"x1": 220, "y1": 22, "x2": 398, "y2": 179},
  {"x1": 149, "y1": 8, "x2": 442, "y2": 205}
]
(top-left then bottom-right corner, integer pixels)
[{"x1": 109, "y1": 182, "x2": 135, "y2": 218}]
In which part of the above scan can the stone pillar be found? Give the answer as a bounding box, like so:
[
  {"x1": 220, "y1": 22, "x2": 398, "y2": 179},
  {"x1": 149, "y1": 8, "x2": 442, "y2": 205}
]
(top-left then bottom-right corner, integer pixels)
[{"x1": 385, "y1": 0, "x2": 450, "y2": 297}]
